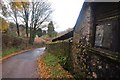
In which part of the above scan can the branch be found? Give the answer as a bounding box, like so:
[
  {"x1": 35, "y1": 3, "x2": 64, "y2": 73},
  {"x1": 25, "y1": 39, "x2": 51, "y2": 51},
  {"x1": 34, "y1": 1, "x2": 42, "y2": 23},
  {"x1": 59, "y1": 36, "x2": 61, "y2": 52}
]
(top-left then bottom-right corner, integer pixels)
[{"x1": 36, "y1": 13, "x2": 50, "y2": 29}]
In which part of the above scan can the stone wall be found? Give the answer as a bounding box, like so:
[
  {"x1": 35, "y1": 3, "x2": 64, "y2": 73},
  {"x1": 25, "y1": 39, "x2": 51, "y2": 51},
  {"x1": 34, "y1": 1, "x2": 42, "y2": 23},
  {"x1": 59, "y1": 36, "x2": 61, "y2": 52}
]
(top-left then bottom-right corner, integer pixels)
[
  {"x1": 46, "y1": 41, "x2": 70, "y2": 55},
  {"x1": 71, "y1": 3, "x2": 92, "y2": 78},
  {"x1": 46, "y1": 41, "x2": 73, "y2": 71},
  {"x1": 71, "y1": 2, "x2": 120, "y2": 78},
  {"x1": 87, "y1": 48, "x2": 120, "y2": 78}
]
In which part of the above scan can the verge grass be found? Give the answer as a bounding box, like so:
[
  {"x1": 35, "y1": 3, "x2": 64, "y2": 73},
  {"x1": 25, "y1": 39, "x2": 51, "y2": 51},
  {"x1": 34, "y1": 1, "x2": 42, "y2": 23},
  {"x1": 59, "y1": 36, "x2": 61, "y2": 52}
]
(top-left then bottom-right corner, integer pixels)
[
  {"x1": 42, "y1": 53, "x2": 74, "y2": 79},
  {"x1": 0, "y1": 47, "x2": 22, "y2": 58}
]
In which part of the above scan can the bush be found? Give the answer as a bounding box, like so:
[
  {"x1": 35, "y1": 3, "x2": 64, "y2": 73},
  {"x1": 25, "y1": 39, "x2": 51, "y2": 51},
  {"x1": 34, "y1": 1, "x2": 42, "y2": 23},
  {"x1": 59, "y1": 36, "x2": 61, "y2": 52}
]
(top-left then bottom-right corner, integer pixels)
[
  {"x1": 43, "y1": 53, "x2": 67, "y2": 77},
  {"x1": 2, "y1": 34, "x2": 29, "y2": 50},
  {"x1": 2, "y1": 34, "x2": 13, "y2": 50}
]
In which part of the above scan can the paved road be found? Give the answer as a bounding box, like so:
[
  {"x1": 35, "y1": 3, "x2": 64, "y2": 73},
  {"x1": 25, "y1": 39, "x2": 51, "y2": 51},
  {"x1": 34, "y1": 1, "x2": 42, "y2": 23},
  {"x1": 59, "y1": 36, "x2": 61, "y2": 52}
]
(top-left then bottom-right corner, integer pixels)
[{"x1": 1, "y1": 47, "x2": 45, "y2": 78}]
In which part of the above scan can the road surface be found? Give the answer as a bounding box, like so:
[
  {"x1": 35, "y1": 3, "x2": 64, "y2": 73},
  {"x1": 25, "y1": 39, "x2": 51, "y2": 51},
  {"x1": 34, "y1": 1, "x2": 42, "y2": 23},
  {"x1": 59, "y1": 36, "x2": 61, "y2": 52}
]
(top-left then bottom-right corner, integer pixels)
[{"x1": 1, "y1": 47, "x2": 45, "y2": 78}]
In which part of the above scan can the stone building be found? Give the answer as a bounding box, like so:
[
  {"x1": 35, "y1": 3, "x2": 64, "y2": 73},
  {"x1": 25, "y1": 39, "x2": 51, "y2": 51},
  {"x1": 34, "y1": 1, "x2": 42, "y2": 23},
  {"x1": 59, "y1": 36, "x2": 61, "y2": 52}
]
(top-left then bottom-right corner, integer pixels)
[{"x1": 52, "y1": 2, "x2": 120, "y2": 78}]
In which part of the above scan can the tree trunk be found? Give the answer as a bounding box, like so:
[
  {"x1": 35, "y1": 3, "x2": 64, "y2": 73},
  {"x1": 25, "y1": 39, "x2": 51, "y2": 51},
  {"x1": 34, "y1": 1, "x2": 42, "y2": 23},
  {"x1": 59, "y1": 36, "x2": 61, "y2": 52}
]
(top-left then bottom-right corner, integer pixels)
[
  {"x1": 26, "y1": 22, "x2": 29, "y2": 37},
  {"x1": 29, "y1": 29, "x2": 36, "y2": 45},
  {"x1": 16, "y1": 22, "x2": 20, "y2": 36},
  {"x1": 25, "y1": 11, "x2": 29, "y2": 38},
  {"x1": 29, "y1": 20, "x2": 37, "y2": 44},
  {"x1": 15, "y1": 13, "x2": 20, "y2": 37}
]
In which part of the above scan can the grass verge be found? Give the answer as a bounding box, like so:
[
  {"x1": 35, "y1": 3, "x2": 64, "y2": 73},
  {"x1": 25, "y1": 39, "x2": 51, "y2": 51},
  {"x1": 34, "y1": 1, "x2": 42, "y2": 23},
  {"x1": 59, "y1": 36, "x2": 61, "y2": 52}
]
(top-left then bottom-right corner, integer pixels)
[
  {"x1": 37, "y1": 52, "x2": 74, "y2": 79},
  {"x1": 0, "y1": 47, "x2": 22, "y2": 58},
  {"x1": 1, "y1": 43, "x2": 45, "y2": 58}
]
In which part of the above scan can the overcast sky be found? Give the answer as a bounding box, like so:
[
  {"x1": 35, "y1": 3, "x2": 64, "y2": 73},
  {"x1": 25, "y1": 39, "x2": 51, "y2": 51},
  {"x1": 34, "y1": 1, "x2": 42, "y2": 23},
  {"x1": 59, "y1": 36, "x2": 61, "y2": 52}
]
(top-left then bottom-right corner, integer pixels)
[
  {"x1": 48, "y1": 0, "x2": 84, "y2": 32},
  {"x1": 0, "y1": 0, "x2": 84, "y2": 32}
]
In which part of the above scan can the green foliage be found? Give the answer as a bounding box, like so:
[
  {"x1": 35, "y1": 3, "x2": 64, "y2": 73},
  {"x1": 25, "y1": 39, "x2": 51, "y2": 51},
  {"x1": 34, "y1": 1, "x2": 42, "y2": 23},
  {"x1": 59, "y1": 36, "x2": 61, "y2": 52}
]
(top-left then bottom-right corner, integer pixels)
[
  {"x1": 47, "y1": 21, "x2": 57, "y2": 37},
  {"x1": 36, "y1": 28, "x2": 42, "y2": 37},
  {"x1": 43, "y1": 53, "x2": 66, "y2": 77},
  {"x1": 44, "y1": 53, "x2": 67, "y2": 67},
  {"x1": 55, "y1": 53, "x2": 67, "y2": 66},
  {"x1": 36, "y1": 28, "x2": 47, "y2": 37},
  {"x1": 44, "y1": 53, "x2": 58, "y2": 67},
  {"x1": 1, "y1": 47, "x2": 21, "y2": 58}
]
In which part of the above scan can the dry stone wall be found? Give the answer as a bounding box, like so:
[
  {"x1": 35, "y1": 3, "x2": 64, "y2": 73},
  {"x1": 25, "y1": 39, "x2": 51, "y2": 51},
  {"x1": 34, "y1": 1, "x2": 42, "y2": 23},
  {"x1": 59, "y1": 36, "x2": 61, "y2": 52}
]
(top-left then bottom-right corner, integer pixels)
[{"x1": 71, "y1": 3, "x2": 120, "y2": 78}]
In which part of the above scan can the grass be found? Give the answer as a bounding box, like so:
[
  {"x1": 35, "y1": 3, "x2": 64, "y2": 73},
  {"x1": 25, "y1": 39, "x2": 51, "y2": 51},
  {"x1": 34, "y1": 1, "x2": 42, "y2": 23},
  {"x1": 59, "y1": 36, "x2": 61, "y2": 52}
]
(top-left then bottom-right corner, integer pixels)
[
  {"x1": 0, "y1": 47, "x2": 22, "y2": 58},
  {"x1": 0, "y1": 43, "x2": 45, "y2": 58},
  {"x1": 44, "y1": 53, "x2": 65, "y2": 77},
  {"x1": 44, "y1": 53, "x2": 58, "y2": 67},
  {"x1": 43, "y1": 53, "x2": 72, "y2": 78}
]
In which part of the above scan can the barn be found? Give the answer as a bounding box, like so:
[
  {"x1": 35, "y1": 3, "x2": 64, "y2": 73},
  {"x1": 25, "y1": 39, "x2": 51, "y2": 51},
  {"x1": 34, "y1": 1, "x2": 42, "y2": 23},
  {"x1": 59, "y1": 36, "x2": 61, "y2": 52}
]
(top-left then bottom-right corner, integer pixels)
[{"x1": 52, "y1": 2, "x2": 120, "y2": 78}]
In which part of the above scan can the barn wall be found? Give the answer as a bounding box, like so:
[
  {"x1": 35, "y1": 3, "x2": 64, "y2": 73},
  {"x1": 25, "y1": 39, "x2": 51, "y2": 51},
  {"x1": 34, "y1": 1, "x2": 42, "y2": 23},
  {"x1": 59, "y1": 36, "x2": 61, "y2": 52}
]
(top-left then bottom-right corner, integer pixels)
[
  {"x1": 71, "y1": 2, "x2": 120, "y2": 78},
  {"x1": 71, "y1": 3, "x2": 92, "y2": 78},
  {"x1": 93, "y1": 2, "x2": 120, "y2": 52}
]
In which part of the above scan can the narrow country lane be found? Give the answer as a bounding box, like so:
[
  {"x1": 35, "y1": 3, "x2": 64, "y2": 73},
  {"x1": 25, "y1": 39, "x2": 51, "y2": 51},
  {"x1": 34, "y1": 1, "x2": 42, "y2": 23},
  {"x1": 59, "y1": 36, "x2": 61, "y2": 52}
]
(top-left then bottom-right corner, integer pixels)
[{"x1": 1, "y1": 47, "x2": 45, "y2": 78}]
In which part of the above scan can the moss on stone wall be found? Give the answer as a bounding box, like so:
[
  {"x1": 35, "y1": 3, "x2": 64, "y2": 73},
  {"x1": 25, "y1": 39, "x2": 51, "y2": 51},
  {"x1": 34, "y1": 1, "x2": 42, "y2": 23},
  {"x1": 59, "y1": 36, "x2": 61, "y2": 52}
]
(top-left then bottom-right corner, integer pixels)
[
  {"x1": 87, "y1": 48, "x2": 120, "y2": 63},
  {"x1": 46, "y1": 41, "x2": 73, "y2": 73}
]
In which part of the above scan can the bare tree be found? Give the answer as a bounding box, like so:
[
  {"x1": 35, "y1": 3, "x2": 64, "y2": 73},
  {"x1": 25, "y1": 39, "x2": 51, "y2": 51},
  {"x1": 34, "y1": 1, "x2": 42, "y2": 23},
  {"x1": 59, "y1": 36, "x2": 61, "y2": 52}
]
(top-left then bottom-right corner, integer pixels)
[
  {"x1": 11, "y1": 2, "x2": 21, "y2": 36},
  {"x1": 29, "y1": 0, "x2": 52, "y2": 44},
  {"x1": 20, "y1": 1, "x2": 30, "y2": 38},
  {"x1": 14, "y1": 0, "x2": 52, "y2": 44},
  {"x1": 2, "y1": 0, "x2": 21, "y2": 36},
  {"x1": 1, "y1": 0, "x2": 52, "y2": 44}
]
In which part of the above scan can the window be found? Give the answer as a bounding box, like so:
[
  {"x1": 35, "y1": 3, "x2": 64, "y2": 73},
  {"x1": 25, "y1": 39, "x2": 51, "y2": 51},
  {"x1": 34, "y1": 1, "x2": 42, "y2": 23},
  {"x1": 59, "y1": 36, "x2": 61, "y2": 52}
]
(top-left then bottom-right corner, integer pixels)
[{"x1": 93, "y1": 2, "x2": 120, "y2": 52}]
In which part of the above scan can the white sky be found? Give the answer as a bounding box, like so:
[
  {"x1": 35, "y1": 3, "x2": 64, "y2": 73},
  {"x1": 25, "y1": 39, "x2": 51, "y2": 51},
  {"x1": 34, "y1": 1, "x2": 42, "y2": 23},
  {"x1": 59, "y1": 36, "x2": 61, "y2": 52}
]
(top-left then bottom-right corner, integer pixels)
[
  {"x1": 0, "y1": 0, "x2": 84, "y2": 32},
  {"x1": 49, "y1": 0, "x2": 84, "y2": 32}
]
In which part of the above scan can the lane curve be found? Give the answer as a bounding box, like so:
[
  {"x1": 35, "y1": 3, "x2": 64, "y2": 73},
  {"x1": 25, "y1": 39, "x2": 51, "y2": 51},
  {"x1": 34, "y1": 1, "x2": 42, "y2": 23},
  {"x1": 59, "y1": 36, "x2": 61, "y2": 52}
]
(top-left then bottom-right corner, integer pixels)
[{"x1": 1, "y1": 47, "x2": 45, "y2": 78}]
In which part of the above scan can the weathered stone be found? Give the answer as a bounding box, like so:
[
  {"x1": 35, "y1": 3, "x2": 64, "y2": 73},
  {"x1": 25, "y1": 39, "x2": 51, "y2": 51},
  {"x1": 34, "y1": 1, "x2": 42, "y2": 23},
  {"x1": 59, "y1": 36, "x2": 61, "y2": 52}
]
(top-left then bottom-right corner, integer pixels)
[{"x1": 71, "y1": 2, "x2": 120, "y2": 78}]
